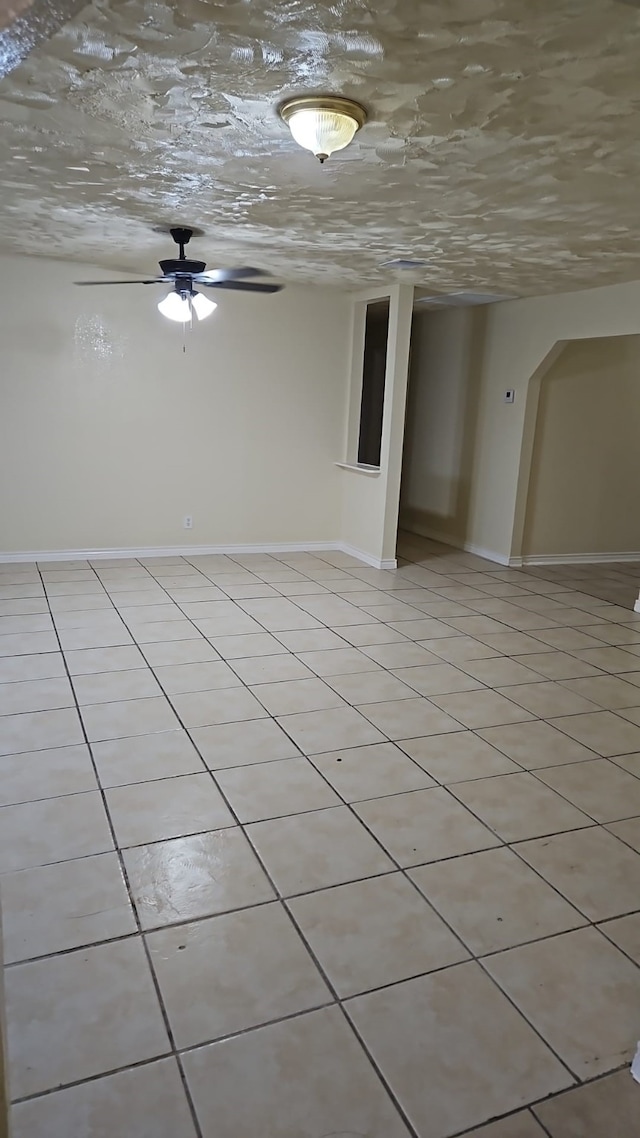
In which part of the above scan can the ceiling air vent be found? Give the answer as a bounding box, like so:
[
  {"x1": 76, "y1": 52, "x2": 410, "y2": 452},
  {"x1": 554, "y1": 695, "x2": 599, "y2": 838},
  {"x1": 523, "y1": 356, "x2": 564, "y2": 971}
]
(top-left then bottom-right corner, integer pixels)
[
  {"x1": 414, "y1": 291, "x2": 514, "y2": 308},
  {"x1": 380, "y1": 259, "x2": 429, "y2": 271}
]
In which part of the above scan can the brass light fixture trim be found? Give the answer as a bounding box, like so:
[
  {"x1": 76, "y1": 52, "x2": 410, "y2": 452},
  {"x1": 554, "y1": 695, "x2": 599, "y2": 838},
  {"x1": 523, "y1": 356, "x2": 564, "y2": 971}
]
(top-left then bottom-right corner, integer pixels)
[{"x1": 279, "y1": 95, "x2": 368, "y2": 163}]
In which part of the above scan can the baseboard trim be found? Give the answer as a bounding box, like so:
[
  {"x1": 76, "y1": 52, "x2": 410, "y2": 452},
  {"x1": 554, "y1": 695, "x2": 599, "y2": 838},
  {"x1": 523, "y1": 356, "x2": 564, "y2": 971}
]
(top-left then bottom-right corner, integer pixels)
[
  {"x1": 401, "y1": 524, "x2": 509, "y2": 566},
  {"x1": 0, "y1": 540, "x2": 398, "y2": 572},
  {"x1": 517, "y1": 552, "x2": 640, "y2": 567},
  {"x1": 339, "y1": 543, "x2": 397, "y2": 571}
]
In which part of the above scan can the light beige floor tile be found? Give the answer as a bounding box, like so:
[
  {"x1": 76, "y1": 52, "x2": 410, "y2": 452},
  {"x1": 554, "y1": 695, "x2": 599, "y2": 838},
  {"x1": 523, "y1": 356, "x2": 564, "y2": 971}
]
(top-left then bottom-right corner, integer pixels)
[
  {"x1": 429, "y1": 689, "x2": 536, "y2": 729},
  {"x1": 598, "y1": 912, "x2": 640, "y2": 964},
  {"x1": 0, "y1": 706, "x2": 83, "y2": 756},
  {"x1": 398, "y1": 731, "x2": 520, "y2": 783},
  {"x1": 360, "y1": 641, "x2": 443, "y2": 669},
  {"x1": 312, "y1": 741, "x2": 434, "y2": 800},
  {"x1": 92, "y1": 730, "x2": 205, "y2": 786},
  {"x1": 277, "y1": 706, "x2": 386, "y2": 754},
  {"x1": 0, "y1": 743, "x2": 97, "y2": 805},
  {"x1": 535, "y1": 757, "x2": 640, "y2": 821},
  {"x1": 495, "y1": 681, "x2": 599, "y2": 718},
  {"x1": 485, "y1": 927, "x2": 640, "y2": 1078},
  {"x1": 147, "y1": 903, "x2": 329, "y2": 1048},
  {"x1": 529, "y1": 628, "x2": 605, "y2": 652},
  {"x1": 124, "y1": 828, "x2": 275, "y2": 928},
  {"x1": 183, "y1": 1005, "x2": 410, "y2": 1138},
  {"x1": 512, "y1": 651, "x2": 603, "y2": 680},
  {"x1": 392, "y1": 662, "x2": 485, "y2": 697},
  {"x1": 276, "y1": 628, "x2": 350, "y2": 651},
  {"x1": 148, "y1": 660, "x2": 243, "y2": 695},
  {"x1": 250, "y1": 676, "x2": 346, "y2": 715},
  {"x1": 389, "y1": 617, "x2": 458, "y2": 641},
  {"x1": 0, "y1": 676, "x2": 73, "y2": 715},
  {"x1": 583, "y1": 623, "x2": 640, "y2": 647},
  {"x1": 480, "y1": 631, "x2": 566, "y2": 655},
  {"x1": 450, "y1": 773, "x2": 593, "y2": 842},
  {"x1": 129, "y1": 620, "x2": 205, "y2": 644},
  {"x1": 118, "y1": 603, "x2": 186, "y2": 624},
  {"x1": 410, "y1": 847, "x2": 585, "y2": 955},
  {"x1": 354, "y1": 787, "x2": 501, "y2": 866},
  {"x1": 615, "y1": 704, "x2": 640, "y2": 727},
  {"x1": 2, "y1": 852, "x2": 135, "y2": 963},
  {"x1": 610, "y1": 750, "x2": 640, "y2": 778},
  {"x1": 338, "y1": 624, "x2": 409, "y2": 647},
  {"x1": 106, "y1": 773, "x2": 234, "y2": 847},
  {"x1": 572, "y1": 645, "x2": 640, "y2": 672},
  {"x1": 81, "y1": 695, "x2": 180, "y2": 741},
  {"x1": 464, "y1": 1112, "x2": 547, "y2": 1137},
  {"x1": 11, "y1": 1058, "x2": 198, "y2": 1138},
  {"x1": 606, "y1": 815, "x2": 640, "y2": 852},
  {"x1": 560, "y1": 674, "x2": 640, "y2": 710},
  {"x1": 325, "y1": 669, "x2": 419, "y2": 705},
  {"x1": 64, "y1": 644, "x2": 148, "y2": 674},
  {"x1": 191, "y1": 716, "x2": 299, "y2": 769},
  {"x1": 141, "y1": 638, "x2": 221, "y2": 666},
  {"x1": 548, "y1": 710, "x2": 640, "y2": 756},
  {"x1": 58, "y1": 626, "x2": 133, "y2": 651},
  {"x1": 52, "y1": 607, "x2": 122, "y2": 630},
  {"x1": 0, "y1": 652, "x2": 65, "y2": 683},
  {"x1": 0, "y1": 632, "x2": 59, "y2": 657},
  {"x1": 247, "y1": 805, "x2": 395, "y2": 895},
  {"x1": 424, "y1": 635, "x2": 502, "y2": 662},
  {"x1": 72, "y1": 667, "x2": 162, "y2": 705},
  {"x1": 210, "y1": 632, "x2": 289, "y2": 658},
  {"x1": 533, "y1": 1069, "x2": 640, "y2": 1138},
  {"x1": 171, "y1": 686, "x2": 268, "y2": 728},
  {"x1": 516, "y1": 825, "x2": 640, "y2": 921},
  {"x1": 346, "y1": 962, "x2": 572, "y2": 1138},
  {"x1": 230, "y1": 653, "x2": 314, "y2": 684},
  {"x1": 356, "y1": 697, "x2": 462, "y2": 740},
  {"x1": 0, "y1": 614, "x2": 49, "y2": 637},
  {"x1": 290, "y1": 873, "x2": 468, "y2": 997},
  {"x1": 6, "y1": 938, "x2": 169, "y2": 1098},
  {"x1": 216, "y1": 756, "x2": 341, "y2": 822},
  {"x1": 478, "y1": 720, "x2": 597, "y2": 769},
  {"x1": 444, "y1": 658, "x2": 544, "y2": 688},
  {"x1": 0, "y1": 791, "x2": 113, "y2": 872}
]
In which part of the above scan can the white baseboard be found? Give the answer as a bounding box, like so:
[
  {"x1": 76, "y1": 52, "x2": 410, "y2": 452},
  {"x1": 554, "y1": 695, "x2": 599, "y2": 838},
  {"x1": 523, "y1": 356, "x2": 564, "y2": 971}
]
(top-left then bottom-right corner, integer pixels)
[
  {"x1": 401, "y1": 524, "x2": 509, "y2": 566},
  {"x1": 339, "y1": 543, "x2": 397, "y2": 571},
  {"x1": 0, "y1": 540, "x2": 397, "y2": 572},
  {"x1": 635, "y1": 596, "x2": 640, "y2": 613},
  {"x1": 517, "y1": 552, "x2": 640, "y2": 567}
]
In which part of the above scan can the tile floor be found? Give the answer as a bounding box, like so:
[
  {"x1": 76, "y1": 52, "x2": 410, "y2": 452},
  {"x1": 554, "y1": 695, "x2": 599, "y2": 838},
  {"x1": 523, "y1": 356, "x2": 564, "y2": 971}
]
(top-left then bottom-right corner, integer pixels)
[{"x1": 1, "y1": 535, "x2": 640, "y2": 1136}]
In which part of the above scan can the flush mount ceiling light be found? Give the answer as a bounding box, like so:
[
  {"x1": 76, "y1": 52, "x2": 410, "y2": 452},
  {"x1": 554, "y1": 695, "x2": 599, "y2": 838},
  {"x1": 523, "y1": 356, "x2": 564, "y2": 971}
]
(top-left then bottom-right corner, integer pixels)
[{"x1": 279, "y1": 96, "x2": 367, "y2": 163}]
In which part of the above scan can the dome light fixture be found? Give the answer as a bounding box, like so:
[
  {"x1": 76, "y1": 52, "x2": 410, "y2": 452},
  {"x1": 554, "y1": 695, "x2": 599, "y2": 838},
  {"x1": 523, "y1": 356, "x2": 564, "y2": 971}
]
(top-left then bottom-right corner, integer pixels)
[{"x1": 279, "y1": 95, "x2": 367, "y2": 163}]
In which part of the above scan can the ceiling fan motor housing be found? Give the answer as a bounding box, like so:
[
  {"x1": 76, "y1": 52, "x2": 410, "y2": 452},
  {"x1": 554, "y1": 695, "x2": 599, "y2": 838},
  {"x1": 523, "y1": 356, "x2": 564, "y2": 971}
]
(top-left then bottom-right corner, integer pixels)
[{"x1": 159, "y1": 258, "x2": 207, "y2": 276}]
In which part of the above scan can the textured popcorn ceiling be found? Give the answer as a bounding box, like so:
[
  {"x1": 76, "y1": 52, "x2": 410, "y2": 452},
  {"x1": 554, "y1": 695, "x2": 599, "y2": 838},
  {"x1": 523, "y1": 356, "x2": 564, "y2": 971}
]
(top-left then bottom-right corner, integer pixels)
[{"x1": 1, "y1": 0, "x2": 640, "y2": 292}]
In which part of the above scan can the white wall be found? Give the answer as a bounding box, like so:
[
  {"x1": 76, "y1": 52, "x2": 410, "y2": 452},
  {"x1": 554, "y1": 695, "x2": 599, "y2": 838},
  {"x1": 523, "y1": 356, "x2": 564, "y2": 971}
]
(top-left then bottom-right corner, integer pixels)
[
  {"x1": 399, "y1": 307, "x2": 484, "y2": 544},
  {"x1": 467, "y1": 278, "x2": 640, "y2": 561},
  {"x1": 0, "y1": 254, "x2": 352, "y2": 554},
  {"x1": 522, "y1": 336, "x2": 640, "y2": 557}
]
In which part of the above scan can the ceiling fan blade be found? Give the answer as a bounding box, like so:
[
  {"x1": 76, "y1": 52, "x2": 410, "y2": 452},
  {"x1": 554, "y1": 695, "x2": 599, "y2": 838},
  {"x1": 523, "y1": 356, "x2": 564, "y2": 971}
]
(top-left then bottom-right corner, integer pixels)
[
  {"x1": 194, "y1": 267, "x2": 272, "y2": 283},
  {"x1": 198, "y1": 280, "x2": 284, "y2": 294},
  {"x1": 74, "y1": 279, "x2": 167, "y2": 286}
]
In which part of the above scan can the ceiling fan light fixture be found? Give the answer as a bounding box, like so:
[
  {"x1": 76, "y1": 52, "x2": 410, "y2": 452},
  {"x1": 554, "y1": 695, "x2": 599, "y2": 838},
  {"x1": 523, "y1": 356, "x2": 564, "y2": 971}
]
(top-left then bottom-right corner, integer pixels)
[
  {"x1": 279, "y1": 96, "x2": 367, "y2": 163},
  {"x1": 190, "y1": 291, "x2": 217, "y2": 321},
  {"x1": 157, "y1": 291, "x2": 191, "y2": 323}
]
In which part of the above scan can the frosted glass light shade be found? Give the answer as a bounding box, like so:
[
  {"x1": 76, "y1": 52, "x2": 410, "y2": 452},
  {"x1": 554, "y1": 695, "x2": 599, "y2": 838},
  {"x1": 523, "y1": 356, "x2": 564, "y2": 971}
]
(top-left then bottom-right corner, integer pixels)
[
  {"x1": 280, "y1": 96, "x2": 366, "y2": 162},
  {"x1": 191, "y1": 291, "x2": 217, "y2": 321},
  {"x1": 158, "y1": 291, "x2": 191, "y2": 322}
]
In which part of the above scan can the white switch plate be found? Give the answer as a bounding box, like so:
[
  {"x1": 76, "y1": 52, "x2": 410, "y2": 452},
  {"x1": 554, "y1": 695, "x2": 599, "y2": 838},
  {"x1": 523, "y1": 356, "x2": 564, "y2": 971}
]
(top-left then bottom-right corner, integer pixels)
[{"x1": 503, "y1": 389, "x2": 515, "y2": 404}]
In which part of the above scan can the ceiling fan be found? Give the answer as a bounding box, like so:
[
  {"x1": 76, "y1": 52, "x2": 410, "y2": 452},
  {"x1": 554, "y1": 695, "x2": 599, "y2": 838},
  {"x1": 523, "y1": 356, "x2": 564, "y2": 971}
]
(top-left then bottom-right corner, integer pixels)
[{"x1": 75, "y1": 227, "x2": 284, "y2": 323}]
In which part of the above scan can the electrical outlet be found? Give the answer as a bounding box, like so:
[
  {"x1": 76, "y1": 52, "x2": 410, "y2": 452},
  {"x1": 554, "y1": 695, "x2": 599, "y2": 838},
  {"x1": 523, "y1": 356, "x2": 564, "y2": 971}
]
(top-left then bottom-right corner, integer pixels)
[{"x1": 183, "y1": 515, "x2": 193, "y2": 530}]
